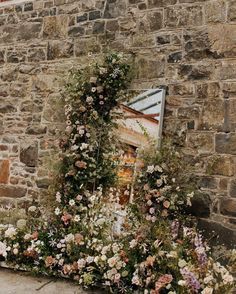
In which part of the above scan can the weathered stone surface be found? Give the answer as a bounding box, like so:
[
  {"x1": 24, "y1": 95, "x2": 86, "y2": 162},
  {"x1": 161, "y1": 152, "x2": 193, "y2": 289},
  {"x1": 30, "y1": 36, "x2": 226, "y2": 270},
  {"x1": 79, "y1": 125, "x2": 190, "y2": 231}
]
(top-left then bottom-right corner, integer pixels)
[
  {"x1": 148, "y1": 10, "x2": 163, "y2": 32},
  {"x1": 222, "y1": 82, "x2": 236, "y2": 97},
  {"x1": 6, "y1": 50, "x2": 26, "y2": 63},
  {"x1": 47, "y1": 40, "x2": 74, "y2": 60},
  {"x1": 74, "y1": 38, "x2": 100, "y2": 56},
  {"x1": 179, "y1": 62, "x2": 213, "y2": 80},
  {"x1": 106, "y1": 20, "x2": 119, "y2": 32},
  {"x1": 43, "y1": 15, "x2": 68, "y2": 38},
  {"x1": 205, "y1": 0, "x2": 226, "y2": 23},
  {"x1": 168, "y1": 51, "x2": 182, "y2": 63},
  {"x1": 199, "y1": 176, "x2": 218, "y2": 190},
  {"x1": 197, "y1": 218, "x2": 236, "y2": 248},
  {"x1": 219, "y1": 178, "x2": 228, "y2": 191},
  {"x1": 43, "y1": 94, "x2": 65, "y2": 122},
  {"x1": 184, "y1": 29, "x2": 221, "y2": 60},
  {"x1": 187, "y1": 192, "x2": 211, "y2": 217},
  {"x1": 0, "y1": 160, "x2": 9, "y2": 184},
  {"x1": 104, "y1": 0, "x2": 126, "y2": 19},
  {"x1": 89, "y1": 10, "x2": 101, "y2": 20},
  {"x1": 199, "y1": 99, "x2": 224, "y2": 131},
  {"x1": 92, "y1": 21, "x2": 105, "y2": 34},
  {"x1": 164, "y1": 5, "x2": 203, "y2": 28},
  {"x1": 208, "y1": 24, "x2": 236, "y2": 57},
  {"x1": 215, "y1": 133, "x2": 236, "y2": 155},
  {"x1": 0, "y1": 50, "x2": 5, "y2": 63},
  {"x1": 228, "y1": 0, "x2": 236, "y2": 21},
  {"x1": 218, "y1": 61, "x2": 236, "y2": 80},
  {"x1": 36, "y1": 178, "x2": 51, "y2": 189},
  {"x1": 0, "y1": 104, "x2": 17, "y2": 113},
  {"x1": 186, "y1": 132, "x2": 214, "y2": 153},
  {"x1": 31, "y1": 74, "x2": 57, "y2": 92},
  {"x1": 229, "y1": 179, "x2": 236, "y2": 198},
  {"x1": 220, "y1": 198, "x2": 236, "y2": 217},
  {"x1": 178, "y1": 106, "x2": 199, "y2": 119},
  {"x1": 28, "y1": 48, "x2": 46, "y2": 62},
  {"x1": 207, "y1": 155, "x2": 234, "y2": 177},
  {"x1": 179, "y1": 0, "x2": 205, "y2": 2},
  {"x1": 0, "y1": 23, "x2": 42, "y2": 44},
  {"x1": 76, "y1": 13, "x2": 88, "y2": 23},
  {"x1": 24, "y1": 2, "x2": 33, "y2": 11},
  {"x1": 148, "y1": 0, "x2": 177, "y2": 7},
  {"x1": 168, "y1": 83, "x2": 194, "y2": 96},
  {"x1": 196, "y1": 82, "x2": 220, "y2": 99},
  {"x1": 119, "y1": 17, "x2": 136, "y2": 33},
  {"x1": 68, "y1": 26, "x2": 85, "y2": 37},
  {"x1": 26, "y1": 125, "x2": 47, "y2": 135},
  {"x1": 136, "y1": 55, "x2": 165, "y2": 79},
  {"x1": 20, "y1": 142, "x2": 38, "y2": 167},
  {"x1": 0, "y1": 185, "x2": 27, "y2": 198}
]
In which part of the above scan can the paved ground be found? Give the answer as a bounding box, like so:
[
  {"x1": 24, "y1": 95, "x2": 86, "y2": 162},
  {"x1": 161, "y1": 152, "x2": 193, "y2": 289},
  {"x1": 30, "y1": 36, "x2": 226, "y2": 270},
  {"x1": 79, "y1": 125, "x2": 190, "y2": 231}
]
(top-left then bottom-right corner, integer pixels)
[{"x1": 0, "y1": 268, "x2": 100, "y2": 294}]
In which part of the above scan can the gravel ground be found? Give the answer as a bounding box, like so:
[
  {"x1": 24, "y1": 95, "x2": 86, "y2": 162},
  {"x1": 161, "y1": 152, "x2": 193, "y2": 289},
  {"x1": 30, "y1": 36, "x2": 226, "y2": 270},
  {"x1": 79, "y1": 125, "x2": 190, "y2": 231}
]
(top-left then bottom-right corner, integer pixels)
[{"x1": 0, "y1": 268, "x2": 100, "y2": 294}]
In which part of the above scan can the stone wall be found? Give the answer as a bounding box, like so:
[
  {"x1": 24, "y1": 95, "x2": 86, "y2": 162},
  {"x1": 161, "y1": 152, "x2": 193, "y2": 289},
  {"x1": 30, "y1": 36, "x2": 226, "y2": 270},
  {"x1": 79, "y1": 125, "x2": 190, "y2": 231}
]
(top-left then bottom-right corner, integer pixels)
[{"x1": 0, "y1": 0, "x2": 236, "y2": 243}]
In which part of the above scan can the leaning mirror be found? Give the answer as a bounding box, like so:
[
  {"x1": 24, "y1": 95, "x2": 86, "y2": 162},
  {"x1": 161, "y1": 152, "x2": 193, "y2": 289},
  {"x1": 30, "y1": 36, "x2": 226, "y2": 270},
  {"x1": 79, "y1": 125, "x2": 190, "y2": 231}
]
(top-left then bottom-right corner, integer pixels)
[
  {"x1": 116, "y1": 88, "x2": 166, "y2": 204},
  {"x1": 118, "y1": 88, "x2": 166, "y2": 149}
]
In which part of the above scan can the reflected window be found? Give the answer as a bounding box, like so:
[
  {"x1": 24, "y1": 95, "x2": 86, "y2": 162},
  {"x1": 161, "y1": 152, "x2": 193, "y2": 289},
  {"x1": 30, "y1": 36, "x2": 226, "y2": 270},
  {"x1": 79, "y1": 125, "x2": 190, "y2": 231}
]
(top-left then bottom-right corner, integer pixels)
[
  {"x1": 117, "y1": 88, "x2": 166, "y2": 204},
  {"x1": 119, "y1": 88, "x2": 166, "y2": 148}
]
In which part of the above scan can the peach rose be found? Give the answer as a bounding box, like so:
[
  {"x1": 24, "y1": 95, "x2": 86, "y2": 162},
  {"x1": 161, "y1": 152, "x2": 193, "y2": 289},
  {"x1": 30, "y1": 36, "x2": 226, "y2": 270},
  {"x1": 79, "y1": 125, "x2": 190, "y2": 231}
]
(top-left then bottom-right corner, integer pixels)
[
  {"x1": 75, "y1": 161, "x2": 87, "y2": 169},
  {"x1": 45, "y1": 256, "x2": 56, "y2": 267},
  {"x1": 75, "y1": 233, "x2": 84, "y2": 245},
  {"x1": 61, "y1": 213, "x2": 72, "y2": 226}
]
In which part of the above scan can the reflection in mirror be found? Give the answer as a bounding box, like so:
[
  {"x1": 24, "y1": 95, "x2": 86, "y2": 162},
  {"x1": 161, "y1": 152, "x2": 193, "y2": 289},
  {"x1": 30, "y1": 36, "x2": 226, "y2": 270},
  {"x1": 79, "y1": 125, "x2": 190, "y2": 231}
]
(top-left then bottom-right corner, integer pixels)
[
  {"x1": 117, "y1": 88, "x2": 166, "y2": 204},
  {"x1": 112, "y1": 89, "x2": 166, "y2": 234},
  {"x1": 118, "y1": 88, "x2": 166, "y2": 149}
]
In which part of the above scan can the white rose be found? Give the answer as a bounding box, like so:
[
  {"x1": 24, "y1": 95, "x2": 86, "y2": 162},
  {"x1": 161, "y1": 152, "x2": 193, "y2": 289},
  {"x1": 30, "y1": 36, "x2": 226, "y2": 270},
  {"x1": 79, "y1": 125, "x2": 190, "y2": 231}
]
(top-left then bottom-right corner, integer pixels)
[
  {"x1": 13, "y1": 248, "x2": 19, "y2": 255},
  {"x1": 28, "y1": 206, "x2": 37, "y2": 212},
  {"x1": 132, "y1": 275, "x2": 141, "y2": 286},
  {"x1": 16, "y1": 219, "x2": 27, "y2": 229},
  {"x1": 222, "y1": 273, "x2": 234, "y2": 284},
  {"x1": 5, "y1": 227, "x2": 17, "y2": 239},
  {"x1": 178, "y1": 280, "x2": 187, "y2": 286}
]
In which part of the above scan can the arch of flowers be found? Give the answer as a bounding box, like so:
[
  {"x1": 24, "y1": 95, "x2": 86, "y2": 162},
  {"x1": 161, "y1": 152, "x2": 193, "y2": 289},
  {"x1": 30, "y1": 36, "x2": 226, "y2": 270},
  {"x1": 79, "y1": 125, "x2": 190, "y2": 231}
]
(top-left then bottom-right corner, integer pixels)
[{"x1": 0, "y1": 53, "x2": 235, "y2": 294}]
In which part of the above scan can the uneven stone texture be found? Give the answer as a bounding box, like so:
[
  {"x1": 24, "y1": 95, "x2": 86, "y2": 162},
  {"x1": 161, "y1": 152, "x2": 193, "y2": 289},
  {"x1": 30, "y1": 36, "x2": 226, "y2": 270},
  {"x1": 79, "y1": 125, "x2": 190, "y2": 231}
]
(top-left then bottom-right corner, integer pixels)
[
  {"x1": 208, "y1": 24, "x2": 236, "y2": 57},
  {"x1": 220, "y1": 199, "x2": 236, "y2": 217},
  {"x1": 230, "y1": 179, "x2": 236, "y2": 197},
  {"x1": 186, "y1": 132, "x2": 214, "y2": 154},
  {"x1": 0, "y1": 160, "x2": 9, "y2": 184},
  {"x1": 20, "y1": 142, "x2": 38, "y2": 167},
  {"x1": 207, "y1": 156, "x2": 234, "y2": 177},
  {"x1": 198, "y1": 218, "x2": 236, "y2": 248},
  {"x1": 187, "y1": 192, "x2": 211, "y2": 217},
  {"x1": 0, "y1": 185, "x2": 26, "y2": 198},
  {"x1": 215, "y1": 133, "x2": 236, "y2": 155},
  {"x1": 0, "y1": 0, "x2": 235, "y2": 237}
]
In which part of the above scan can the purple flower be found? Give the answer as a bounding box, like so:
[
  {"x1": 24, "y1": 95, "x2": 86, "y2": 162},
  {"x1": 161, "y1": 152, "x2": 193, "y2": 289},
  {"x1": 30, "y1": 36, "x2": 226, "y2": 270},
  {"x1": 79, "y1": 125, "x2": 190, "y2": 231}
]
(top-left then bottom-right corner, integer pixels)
[
  {"x1": 180, "y1": 267, "x2": 201, "y2": 292},
  {"x1": 194, "y1": 234, "x2": 207, "y2": 268}
]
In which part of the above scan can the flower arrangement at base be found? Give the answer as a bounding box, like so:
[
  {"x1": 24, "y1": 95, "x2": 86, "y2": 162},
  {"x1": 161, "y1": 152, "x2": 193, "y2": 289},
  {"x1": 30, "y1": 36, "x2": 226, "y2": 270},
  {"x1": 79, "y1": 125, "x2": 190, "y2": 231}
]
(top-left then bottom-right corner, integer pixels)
[{"x1": 0, "y1": 53, "x2": 235, "y2": 294}]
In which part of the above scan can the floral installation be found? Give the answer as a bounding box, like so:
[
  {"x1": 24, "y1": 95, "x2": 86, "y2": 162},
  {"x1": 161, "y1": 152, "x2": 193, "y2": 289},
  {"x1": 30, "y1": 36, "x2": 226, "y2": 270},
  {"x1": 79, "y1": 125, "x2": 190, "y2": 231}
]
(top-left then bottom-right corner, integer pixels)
[{"x1": 0, "y1": 53, "x2": 235, "y2": 294}]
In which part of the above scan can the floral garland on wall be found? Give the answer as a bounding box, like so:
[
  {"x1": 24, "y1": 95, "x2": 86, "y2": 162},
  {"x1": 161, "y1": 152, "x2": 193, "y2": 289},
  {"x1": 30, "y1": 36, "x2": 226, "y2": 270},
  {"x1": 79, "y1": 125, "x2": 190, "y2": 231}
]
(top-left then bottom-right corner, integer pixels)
[{"x1": 0, "y1": 53, "x2": 235, "y2": 294}]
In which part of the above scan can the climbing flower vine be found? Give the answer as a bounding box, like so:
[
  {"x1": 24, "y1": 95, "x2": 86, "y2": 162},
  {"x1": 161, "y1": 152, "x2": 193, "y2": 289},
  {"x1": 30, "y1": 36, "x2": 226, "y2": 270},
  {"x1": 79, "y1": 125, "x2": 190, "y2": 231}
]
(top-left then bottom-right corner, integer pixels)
[{"x1": 0, "y1": 53, "x2": 235, "y2": 294}]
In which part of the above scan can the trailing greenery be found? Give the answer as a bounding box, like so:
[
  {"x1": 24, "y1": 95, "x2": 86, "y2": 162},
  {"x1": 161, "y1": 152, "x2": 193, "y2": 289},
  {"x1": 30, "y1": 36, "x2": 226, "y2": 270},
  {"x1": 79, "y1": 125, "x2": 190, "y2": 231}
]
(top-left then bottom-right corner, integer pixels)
[{"x1": 0, "y1": 53, "x2": 235, "y2": 294}]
